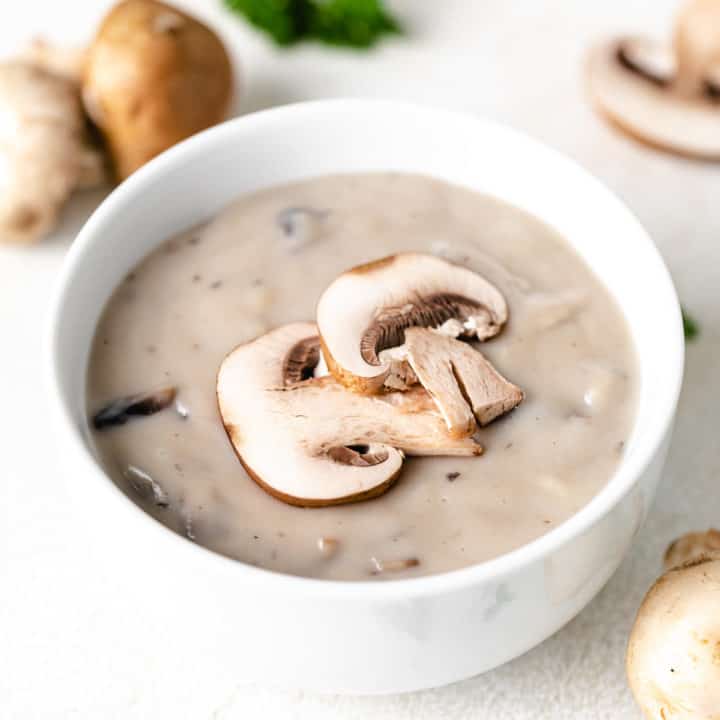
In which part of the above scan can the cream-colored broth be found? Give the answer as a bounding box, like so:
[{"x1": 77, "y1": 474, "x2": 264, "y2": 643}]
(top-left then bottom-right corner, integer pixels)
[{"x1": 87, "y1": 173, "x2": 637, "y2": 580}]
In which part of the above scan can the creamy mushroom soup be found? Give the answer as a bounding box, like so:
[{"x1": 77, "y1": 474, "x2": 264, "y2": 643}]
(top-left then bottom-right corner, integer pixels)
[{"x1": 87, "y1": 173, "x2": 637, "y2": 581}]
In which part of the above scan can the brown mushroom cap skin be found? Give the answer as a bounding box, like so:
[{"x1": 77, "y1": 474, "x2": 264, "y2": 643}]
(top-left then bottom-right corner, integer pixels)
[
  {"x1": 626, "y1": 554, "x2": 720, "y2": 719},
  {"x1": 217, "y1": 323, "x2": 483, "y2": 508},
  {"x1": 83, "y1": 0, "x2": 233, "y2": 180}
]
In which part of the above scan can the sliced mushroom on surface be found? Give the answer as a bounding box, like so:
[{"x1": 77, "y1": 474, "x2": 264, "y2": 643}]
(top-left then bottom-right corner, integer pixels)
[
  {"x1": 587, "y1": 39, "x2": 720, "y2": 158},
  {"x1": 615, "y1": 36, "x2": 676, "y2": 87},
  {"x1": 216, "y1": 323, "x2": 483, "y2": 508},
  {"x1": 587, "y1": 0, "x2": 720, "y2": 159},
  {"x1": 627, "y1": 535, "x2": 720, "y2": 719},
  {"x1": 316, "y1": 252, "x2": 521, "y2": 436}
]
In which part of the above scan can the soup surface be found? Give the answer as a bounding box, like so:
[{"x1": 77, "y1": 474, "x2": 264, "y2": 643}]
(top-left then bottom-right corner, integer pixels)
[{"x1": 87, "y1": 173, "x2": 637, "y2": 580}]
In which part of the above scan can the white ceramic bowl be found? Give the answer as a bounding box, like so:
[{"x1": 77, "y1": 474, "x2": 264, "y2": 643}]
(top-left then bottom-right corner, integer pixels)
[{"x1": 47, "y1": 99, "x2": 683, "y2": 695}]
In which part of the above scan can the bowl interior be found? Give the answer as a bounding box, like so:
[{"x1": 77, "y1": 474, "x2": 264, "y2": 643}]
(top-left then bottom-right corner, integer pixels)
[{"x1": 48, "y1": 99, "x2": 683, "y2": 589}]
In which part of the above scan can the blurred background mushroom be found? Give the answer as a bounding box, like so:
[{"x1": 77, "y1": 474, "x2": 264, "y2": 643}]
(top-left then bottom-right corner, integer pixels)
[
  {"x1": 587, "y1": 0, "x2": 720, "y2": 158},
  {"x1": 83, "y1": 0, "x2": 234, "y2": 181}
]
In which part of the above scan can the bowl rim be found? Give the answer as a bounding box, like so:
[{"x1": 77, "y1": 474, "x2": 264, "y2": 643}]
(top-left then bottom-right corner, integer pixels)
[{"x1": 46, "y1": 98, "x2": 684, "y2": 600}]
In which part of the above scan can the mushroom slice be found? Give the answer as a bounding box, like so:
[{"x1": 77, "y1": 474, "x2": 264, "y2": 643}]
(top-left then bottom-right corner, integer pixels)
[
  {"x1": 587, "y1": 37, "x2": 720, "y2": 159},
  {"x1": 616, "y1": 36, "x2": 676, "y2": 87},
  {"x1": 92, "y1": 387, "x2": 177, "y2": 429},
  {"x1": 317, "y1": 253, "x2": 508, "y2": 395},
  {"x1": 401, "y1": 328, "x2": 524, "y2": 438},
  {"x1": 217, "y1": 323, "x2": 482, "y2": 508}
]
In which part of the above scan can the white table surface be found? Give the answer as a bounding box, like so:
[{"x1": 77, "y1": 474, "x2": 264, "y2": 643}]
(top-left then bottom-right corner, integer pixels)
[{"x1": 2, "y1": 1, "x2": 718, "y2": 718}]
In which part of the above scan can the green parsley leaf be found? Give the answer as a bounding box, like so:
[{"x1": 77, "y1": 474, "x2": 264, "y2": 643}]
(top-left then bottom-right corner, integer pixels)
[
  {"x1": 223, "y1": 0, "x2": 401, "y2": 48},
  {"x1": 682, "y1": 307, "x2": 700, "y2": 341}
]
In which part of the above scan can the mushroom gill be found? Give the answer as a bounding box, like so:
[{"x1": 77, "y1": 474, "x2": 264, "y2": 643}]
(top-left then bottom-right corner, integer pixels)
[{"x1": 359, "y1": 293, "x2": 492, "y2": 366}]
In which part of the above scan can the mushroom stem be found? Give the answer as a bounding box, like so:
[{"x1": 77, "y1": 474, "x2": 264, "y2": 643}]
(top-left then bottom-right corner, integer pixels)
[
  {"x1": 402, "y1": 328, "x2": 524, "y2": 438},
  {"x1": 269, "y1": 376, "x2": 484, "y2": 457}
]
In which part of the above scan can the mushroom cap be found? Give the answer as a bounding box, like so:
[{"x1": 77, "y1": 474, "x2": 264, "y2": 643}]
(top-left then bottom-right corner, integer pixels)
[
  {"x1": 674, "y1": 0, "x2": 720, "y2": 94},
  {"x1": 627, "y1": 555, "x2": 720, "y2": 719},
  {"x1": 665, "y1": 528, "x2": 720, "y2": 570},
  {"x1": 587, "y1": 37, "x2": 720, "y2": 159},
  {"x1": 317, "y1": 253, "x2": 508, "y2": 395},
  {"x1": 217, "y1": 323, "x2": 482, "y2": 507},
  {"x1": 83, "y1": 0, "x2": 233, "y2": 180}
]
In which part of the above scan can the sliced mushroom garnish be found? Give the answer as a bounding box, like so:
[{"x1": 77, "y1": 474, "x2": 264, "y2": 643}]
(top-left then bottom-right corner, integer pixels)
[
  {"x1": 217, "y1": 323, "x2": 482, "y2": 507},
  {"x1": 401, "y1": 328, "x2": 524, "y2": 438},
  {"x1": 92, "y1": 387, "x2": 177, "y2": 429},
  {"x1": 587, "y1": 1, "x2": 720, "y2": 159},
  {"x1": 317, "y1": 253, "x2": 508, "y2": 396},
  {"x1": 616, "y1": 37, "x2": 676, "y2": 87}
]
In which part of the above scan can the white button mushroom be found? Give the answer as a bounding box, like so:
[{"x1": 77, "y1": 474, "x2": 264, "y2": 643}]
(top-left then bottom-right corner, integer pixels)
[{"x1": 627, "y1": 530, "x2": 720, "y2": 719}]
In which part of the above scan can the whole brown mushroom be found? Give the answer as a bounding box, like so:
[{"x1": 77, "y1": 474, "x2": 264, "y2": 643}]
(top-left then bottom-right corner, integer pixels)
[{"x1": 83, "y1": 0, "x2": 233, "y2": 180}]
